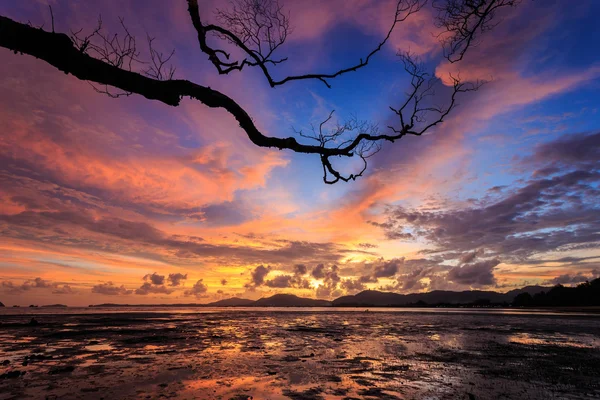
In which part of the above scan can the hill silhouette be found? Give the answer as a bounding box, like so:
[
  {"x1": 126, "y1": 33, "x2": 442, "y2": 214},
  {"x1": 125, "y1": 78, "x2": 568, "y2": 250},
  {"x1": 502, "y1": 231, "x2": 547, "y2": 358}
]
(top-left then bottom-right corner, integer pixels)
[
  {"x1": 332, "y1": 286, "x2": 549, "y2": 307},
  {"x1": 207, "y1": 297, "x2": 256, "y2": 307},
  {"x1": 84, "y1": 279, "x2": 600, "y2": 308},
  {"x1": 513, "y1": 278, "x2": 600, "y2": 307},
  {"x1": 253, "y1": 294, "x2": 331, "y2": 307}
]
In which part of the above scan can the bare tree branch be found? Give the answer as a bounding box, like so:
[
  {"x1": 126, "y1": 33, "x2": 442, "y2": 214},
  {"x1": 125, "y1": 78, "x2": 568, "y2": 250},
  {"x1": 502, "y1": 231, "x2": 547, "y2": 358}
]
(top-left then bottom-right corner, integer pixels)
[
  {"x1": 434, "y1": 0, "x2": 520, "y2": 63},
  {"x1": 187, "y1": 0, "x2": 425, "y2": 88},
  {"x1": 0, "y1": 0, "x2": 516, "y2": 185}
]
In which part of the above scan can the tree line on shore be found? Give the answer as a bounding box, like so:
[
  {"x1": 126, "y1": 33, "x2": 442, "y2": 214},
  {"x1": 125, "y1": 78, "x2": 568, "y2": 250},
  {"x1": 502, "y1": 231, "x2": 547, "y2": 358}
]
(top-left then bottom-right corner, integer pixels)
[{"x1": 512, "y1": 278, "x2": 600, "y2": 307}]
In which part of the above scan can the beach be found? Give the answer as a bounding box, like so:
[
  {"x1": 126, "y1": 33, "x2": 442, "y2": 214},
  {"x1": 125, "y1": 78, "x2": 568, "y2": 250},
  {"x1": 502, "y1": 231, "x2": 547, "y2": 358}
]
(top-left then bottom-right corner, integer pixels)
[{"x1": 1, "y1": 308, "x2": 599, "y2": 399}]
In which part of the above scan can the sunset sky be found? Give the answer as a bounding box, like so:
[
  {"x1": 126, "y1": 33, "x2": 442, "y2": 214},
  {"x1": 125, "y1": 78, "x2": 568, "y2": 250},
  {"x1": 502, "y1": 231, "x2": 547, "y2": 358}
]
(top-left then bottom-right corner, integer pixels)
[{"x1": 1, "y1": 0, "x2": 599, "y2": 306}]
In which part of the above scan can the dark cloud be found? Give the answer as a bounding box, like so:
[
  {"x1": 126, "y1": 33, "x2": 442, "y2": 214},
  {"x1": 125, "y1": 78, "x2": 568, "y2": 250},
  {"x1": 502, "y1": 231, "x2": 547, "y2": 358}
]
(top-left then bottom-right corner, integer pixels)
[
  {"x1": 135, "y1": 282, "x2": 173, "y2": 296},
  {"x1": 220, "y1": 279, "x2": 228, "y2": 286},
  {"x1": 373, "y1": 258, "x2": 402, "y2": 278},
  {"x1": 547, "y1": 269, "x2": 600, "y2": 286},
  {"x1": 250, "y1": 262, "x2": 312, "y2": 290},
  {"x1": 374, "y1": 132, "x2": 600, "y2": 267},
  {"x1": 52, "y1": 284, "x2": 76, "y2": 295},
  {"x1": 199, "y1": 199, "x2": 255, "y2": 227},
  {"x1": 458, "y1": 249, "x2": 484, "y2": 264},
  {"x1": 345, "y1": 258, "x2": 407, "y2": 284},
  {"x1": 359, "y1": 275, "x2": 378, "y2": 283},
  {"x1": 294, "y1": 264, "x2": 308, "y2": 275},
  {"x1": 314, "y1": 265, "x2": 341, "y2": 299},
  {"x1": 250, "y1": 265, "x2": 271, "y2": 286},
  {"x1": 264, "y1": 275, "x2": 296, "y2": 288},
  {"x1": 184, "y1": 279, "x2": 208, "y2": 298},
  {"x1": 374, "y1": 258, "x2": 446, "y2": 292},
  {"x1": 528, "y1": 131, "x2": 600, "y2": 170},
  {"x1": 136, "y1": 273, "x2": 173, "y2": 295},
  {"x1": 1, "y1": 278, "x2": 79, "y2": 296},
  {"x1": 135, "y1": 282, "x2": 173, "y2": 295},
  {"x1": 92, "y1": 282, "x2": 133, "y2": 296},
  {"x1": 312, "y1": 264, "x2": 325, "y2": 279},
  {"x1": 264, "y1": 274, "x2": 311, "y2": 289},
  {"x1": 27, "y1": 277, "x2": 53, "y2": 289},
  {"x1": 1, "y1": 277, "x2": 55, "y2": 294},
  {"x1": 143, "y1": 273, "x2": 165, "y2": 286},
  {"x1": 245, "y1": 265, "x2": 273, "y2": 290},
  {"x1": 167, "y1": 273, "x2": 188, "y2": 286},
  {"x1": 357, "y1": 243, "x2": 378, "y2": 249},
  {"x1": 0, "y1": 211, "x2": 169, "y2": 245},
  {"x1": 340, "y1": 279, "x2": 366, "y2": 294},
  {"x1": 0, "y1": 206, "x2": 353, "y2": 266},
  {"x1": 447, "y1": 259, "x2": 500, "y2": 287}
]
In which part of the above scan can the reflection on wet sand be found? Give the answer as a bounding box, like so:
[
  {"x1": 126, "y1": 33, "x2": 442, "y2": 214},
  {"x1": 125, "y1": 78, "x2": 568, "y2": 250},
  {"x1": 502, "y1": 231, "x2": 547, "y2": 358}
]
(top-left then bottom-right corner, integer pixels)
[{"x1": 0, "y1": 309, "x2": 599, "y2": 399}]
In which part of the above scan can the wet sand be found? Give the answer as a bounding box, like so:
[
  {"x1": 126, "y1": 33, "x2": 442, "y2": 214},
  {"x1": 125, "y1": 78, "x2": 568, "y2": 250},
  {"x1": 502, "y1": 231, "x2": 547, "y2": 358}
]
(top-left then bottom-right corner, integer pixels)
[{"x1": 1, "y1": 309, "x2": 599, "y2": 399}]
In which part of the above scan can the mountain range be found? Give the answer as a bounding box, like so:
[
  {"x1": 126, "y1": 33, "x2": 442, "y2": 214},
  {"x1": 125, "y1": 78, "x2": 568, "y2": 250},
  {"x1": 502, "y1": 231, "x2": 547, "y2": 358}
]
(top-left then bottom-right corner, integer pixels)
[{"x1": 85, "y1": 285, "x2": 549, "y2": 308}]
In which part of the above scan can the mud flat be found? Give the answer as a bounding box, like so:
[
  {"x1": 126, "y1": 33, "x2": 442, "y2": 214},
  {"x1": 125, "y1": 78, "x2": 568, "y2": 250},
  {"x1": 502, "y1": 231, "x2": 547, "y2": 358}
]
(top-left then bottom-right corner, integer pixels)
[{"x1": 0, "y1": 309, "x2": 599, "y2": 399}]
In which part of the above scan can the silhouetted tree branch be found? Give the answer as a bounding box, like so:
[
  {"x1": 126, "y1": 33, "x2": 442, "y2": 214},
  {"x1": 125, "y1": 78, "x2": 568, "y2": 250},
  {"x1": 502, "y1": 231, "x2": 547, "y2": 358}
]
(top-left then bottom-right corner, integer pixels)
[
  {"x1": 0, "y1": 0, "x2": 518, "y2": 184},
  {"x1": 434, "y1": 0, "x2": 520, "y2": 62},
  {"x1": 188, "y1": 0, "x2": 425, "y2": 88}
]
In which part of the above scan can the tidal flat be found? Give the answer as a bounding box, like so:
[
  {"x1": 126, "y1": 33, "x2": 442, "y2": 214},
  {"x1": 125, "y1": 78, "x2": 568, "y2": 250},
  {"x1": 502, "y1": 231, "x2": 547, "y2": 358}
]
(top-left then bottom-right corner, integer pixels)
[{"x1": 0, "y1": 308, "x2": 599, "y2": 400}]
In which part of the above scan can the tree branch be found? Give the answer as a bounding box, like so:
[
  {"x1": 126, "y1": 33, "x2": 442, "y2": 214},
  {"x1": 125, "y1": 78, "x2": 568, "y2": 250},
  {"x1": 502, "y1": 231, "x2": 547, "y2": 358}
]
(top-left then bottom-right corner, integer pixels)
[
  {"x1": 434, "y1": 0, "x2": 520, "y2": 62},
  {"x1": 0, "y1": 0, "x2": 511, "y2": 185},
  {"x1": 187, "y1": 0, "x2": 425, "y2": 88}
]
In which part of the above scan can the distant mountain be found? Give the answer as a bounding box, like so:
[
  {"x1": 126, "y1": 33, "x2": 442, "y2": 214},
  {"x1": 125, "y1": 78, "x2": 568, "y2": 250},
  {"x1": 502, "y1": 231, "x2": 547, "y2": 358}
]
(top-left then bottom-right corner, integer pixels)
[
  {"x1": 253, "y1": 294, "x2": 331, "y2": 307},
  {"x1": 85, "y1": 284, "x2": 576, "y2": 309},
  {"x1": 332, "y1": 286, "x2": 551, "y2": 307},
  {"x1": 88, "y1": 295, "x2": 329, "y2": 308},
  {"x1": 89, "y1": 303, "x2": 204, "y2": 308},
  {"x1": 207, "y1": 297, "x2": 255, "y2": 307},
  {"x1": 513, "y1": 279, "x2": 600, "y2": 307},
  {"x1": 334, "y1": 290, "x2": 404, "y2": 307},
  {"x1": 504, "y1": 285, "x2": 548, "y2": 298},
  {"x1": 40, "y1": 304, "x2": 68, "y2": 308}
]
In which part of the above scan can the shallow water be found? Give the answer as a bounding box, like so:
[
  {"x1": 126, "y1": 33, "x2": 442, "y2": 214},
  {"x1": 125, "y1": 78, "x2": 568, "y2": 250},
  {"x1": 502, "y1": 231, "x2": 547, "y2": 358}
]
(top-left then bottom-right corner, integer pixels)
[{"x1": 1, "y1": 308, "x2": 599, "y2": 399}]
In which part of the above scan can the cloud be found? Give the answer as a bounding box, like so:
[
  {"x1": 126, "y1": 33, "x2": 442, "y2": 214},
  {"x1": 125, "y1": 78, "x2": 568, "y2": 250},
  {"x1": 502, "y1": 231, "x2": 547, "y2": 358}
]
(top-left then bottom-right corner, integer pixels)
[
  {"x1": 459, "y1": 249, "x2": 484, "y2": 264},
  {"x1": 220, "y1": 279, "x2": 228, "y2": 286},
  {"x1": 264, "y1": 273, "x2": 311, "y2": 289},
  {"x1": 547, "y1": 270, "x2": 600, "y2": 286},
  {"x1": 534, "y1": 132, "x2": 600, "y2": 164},
  {"x1": 447, "y1": 259, "x2": 500, "y2": 287},
  {"x1": 264, "y1": 275, "x2": 297, "y2": 288},
  {"x1": 247, "y1": 262, "x2": 312, "y2": 290},
  {"x1": 374, "y1": 132, "x2": 600, "y2": 263},
  {"x1": 135, "y1": 282, "x2": 173, "y2": 295},
  {"x1": 52, "y1": 284, "x2": 76, "y2": 295},
  {"x1": 248, "y1": 265, "x2": 271, "y2": 288},
  {"x1": 184, "y1": 279, "x2": 208, "y2": 298},
  {"x1": 91, "y1": 282, "x2": 133, "y2": 296},
  {"x1": 1, "y1": 0, "x2": 599, "y2": 303},
  {"x1": 136, "y1": 273, "x2": 174, "y2": 295},
  {"x1": 323, "y1": 3, "x2": 600, "y2": 245},
  {"x1": 357, "y1": 243, "x2": 378, "y2": 249},
  {"x1": 1, "y1": 277, "x2": 79, "y2": 296},
  {"x1": 198, "y1": 199, "x2": 255, "y2": 227},
  {"x1": 294, "y1": 264, "x2": 308, "y2": 275},
  {"x1": 0, "y1": 206, "x2": 353, "y2": 267},
  {"x1": 1, "y1": 277, "x2": 55, "y2": 294},
  {"x1": 340, "y1": 278, "x2": 366, "y2": 294},
  {"x1": 143, "y1": 273, "x2": 166, "y2": 286},
  {"x1": 373, "y1": 258, "x2": 402, "y2": 278},
  {"x1": 311, "y1": 264, "x2": 325, "y2": 279},
  {"x1": 24, "y1": 277, "x2": 53, "y2": 289},
  {"x1": 314, "y1": 265, "x2": 341, "y2": 299},
  {"x1": 167, "y1": 273, "x2": 188, "y2": 286}
]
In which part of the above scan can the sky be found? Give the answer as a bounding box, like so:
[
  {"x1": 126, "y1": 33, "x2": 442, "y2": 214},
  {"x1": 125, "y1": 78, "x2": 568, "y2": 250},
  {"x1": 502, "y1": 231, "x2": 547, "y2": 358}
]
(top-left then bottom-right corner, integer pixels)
[{"x1": 0, "y1": 0, "x2": 599, "y2": 306}]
